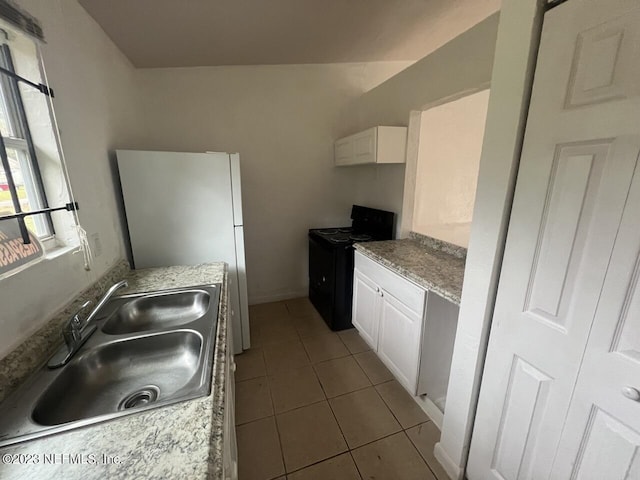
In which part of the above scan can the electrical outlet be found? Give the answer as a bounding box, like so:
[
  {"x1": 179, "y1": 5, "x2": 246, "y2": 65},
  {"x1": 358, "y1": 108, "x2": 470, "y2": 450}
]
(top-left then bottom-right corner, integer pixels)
[{"x1": 91, "y1": 232, "x2": 103, "y2": 257}]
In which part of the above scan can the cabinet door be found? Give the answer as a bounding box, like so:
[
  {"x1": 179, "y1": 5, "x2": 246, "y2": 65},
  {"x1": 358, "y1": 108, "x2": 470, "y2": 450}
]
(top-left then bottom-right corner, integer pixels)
[
  {"x1": 352, "y1": 268, "x2": 381, "y2": 349},
  {"x1": 334, "y1": 137, "x2": 353, "y2": 166},
  {"x1": 378, "y1": 289, "x2": 423, "y2": 394},
  {"x1": 352, "y1": 128, "x2": 377, "y2": 164}
]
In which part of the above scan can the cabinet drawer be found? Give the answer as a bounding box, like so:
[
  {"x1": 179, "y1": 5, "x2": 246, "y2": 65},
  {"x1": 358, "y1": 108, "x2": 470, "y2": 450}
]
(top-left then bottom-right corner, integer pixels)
[{"x1": 355, "y1": 251, "x2": 426, "y2": 315}]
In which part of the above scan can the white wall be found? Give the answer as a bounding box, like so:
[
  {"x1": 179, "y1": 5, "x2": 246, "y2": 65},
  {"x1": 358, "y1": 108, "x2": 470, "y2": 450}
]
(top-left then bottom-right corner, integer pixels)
[
  {"x1": 342, "y1": 13, "x2": 500, "y2": 233},
  {"x1": 0, "y1": 0, "x2": 143, "y2": 359},
  {"x1": 412, "y1": 89, "x2": 490, "y2": 248},
  {"x1": 135, "y1": 62, "x2": 410, "y2": 304}
]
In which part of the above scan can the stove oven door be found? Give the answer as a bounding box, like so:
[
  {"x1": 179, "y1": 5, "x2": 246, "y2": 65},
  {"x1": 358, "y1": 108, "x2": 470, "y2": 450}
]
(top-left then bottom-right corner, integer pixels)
[{"x1": 308, "y1": 236, "x2": 336, "y2": 325}]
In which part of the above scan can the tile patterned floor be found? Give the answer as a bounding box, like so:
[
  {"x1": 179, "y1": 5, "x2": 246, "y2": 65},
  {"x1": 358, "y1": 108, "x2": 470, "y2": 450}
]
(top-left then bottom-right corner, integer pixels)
[{"x1": 235, "y1": 298, "x2": 448, "y2": 480}]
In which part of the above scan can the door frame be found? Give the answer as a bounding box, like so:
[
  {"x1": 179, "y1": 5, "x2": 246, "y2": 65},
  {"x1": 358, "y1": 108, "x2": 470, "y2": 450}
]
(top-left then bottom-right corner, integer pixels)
[{"x1": 434, "y1": 1, "x2": 551, "y2": 478}]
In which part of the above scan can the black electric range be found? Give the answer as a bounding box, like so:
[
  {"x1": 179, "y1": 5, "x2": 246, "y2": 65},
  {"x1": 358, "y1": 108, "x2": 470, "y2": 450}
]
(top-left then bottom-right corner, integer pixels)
[{"x1": 308, "y1": 205, "x2": 394, "y2": 331}]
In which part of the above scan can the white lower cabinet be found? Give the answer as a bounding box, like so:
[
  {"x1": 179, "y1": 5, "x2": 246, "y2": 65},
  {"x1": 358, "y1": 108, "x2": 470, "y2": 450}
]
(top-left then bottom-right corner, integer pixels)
[{"x1": 353, "y1": 251, "x2": 459, "y2": 406}]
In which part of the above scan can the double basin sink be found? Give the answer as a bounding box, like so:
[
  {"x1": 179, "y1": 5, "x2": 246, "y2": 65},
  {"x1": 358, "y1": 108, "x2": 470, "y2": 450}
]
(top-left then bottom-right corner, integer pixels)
[{"x1": 0, "y1": 283, "x2": 221, "y2": 447}]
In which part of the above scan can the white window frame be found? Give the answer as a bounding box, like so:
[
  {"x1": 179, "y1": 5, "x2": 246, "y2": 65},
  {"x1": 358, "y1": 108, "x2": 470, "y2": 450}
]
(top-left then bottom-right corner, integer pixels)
[{"x1": 0, "y1": 40, "x2": 56, "y2": 249}]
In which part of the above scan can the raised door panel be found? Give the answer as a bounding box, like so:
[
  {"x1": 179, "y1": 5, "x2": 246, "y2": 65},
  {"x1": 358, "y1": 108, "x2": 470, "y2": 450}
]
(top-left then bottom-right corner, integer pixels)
[
  {"x1": 563, "y1": 408, "x2": 640, "y2": 480},
  {"x1": 334, "y1": 137, "x2": 354, "y2": 166},
  {"x1": 352, "y1": 128, "x2": 377, "y2": 164},
  {"x1": 352, "y1": 269, "x2": 381, "y2": 350},
  {"x1": 377, "y1": 290, "x2": 423, "y2": 394},
  {"x1": 491, "y1": 357, "x2": 553, "y2": 480}
]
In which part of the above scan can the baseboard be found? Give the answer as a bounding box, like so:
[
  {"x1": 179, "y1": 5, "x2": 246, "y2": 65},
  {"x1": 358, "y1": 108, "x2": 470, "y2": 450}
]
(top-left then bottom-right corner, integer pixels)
[
  {"x1": 415, "y1": 395, "x2": 444, "y2": 429},
  {"x1": 434, "y1": 442, "x2": 463, "y2": 480},
  {"x1": 249, "y1": 289, "x2": 308, "y2": 305}
]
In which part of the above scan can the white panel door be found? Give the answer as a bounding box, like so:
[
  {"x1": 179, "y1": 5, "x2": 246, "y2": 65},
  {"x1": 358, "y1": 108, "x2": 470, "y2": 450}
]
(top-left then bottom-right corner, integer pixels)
[
  {"x1": 352, "y1": 268, "x2": 381, "y2": 350},
  {"x1": 377, "y1": 289, "x2": 423, "y2": 394},
  {"x1": 468, "y1": 1, "x2": 640, "y2": 479}
]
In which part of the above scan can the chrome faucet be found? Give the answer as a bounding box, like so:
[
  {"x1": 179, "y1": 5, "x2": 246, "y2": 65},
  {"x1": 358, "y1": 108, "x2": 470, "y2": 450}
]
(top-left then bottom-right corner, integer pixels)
[
  {"x1": 48, "y1": 280, "x2": 129, "y2": 368},
  {"x1": 84, "y1": 280, "x2": 129, "y2": 326}
]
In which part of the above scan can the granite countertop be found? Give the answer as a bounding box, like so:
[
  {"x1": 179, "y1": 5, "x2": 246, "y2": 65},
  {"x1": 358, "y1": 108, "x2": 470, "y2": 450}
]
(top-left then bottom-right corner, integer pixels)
[
  {"x1": 354, "y1": 234, "x2": 466, "y2": 305},
  {"x1": 0, "y1": 263, "x2": 228, "y2": 480}
]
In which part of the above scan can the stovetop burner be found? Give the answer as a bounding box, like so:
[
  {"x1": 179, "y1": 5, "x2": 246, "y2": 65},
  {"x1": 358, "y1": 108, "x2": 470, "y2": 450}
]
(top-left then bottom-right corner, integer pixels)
[
  {"x1": 350, "y1": 234, "x2": 372, "y2": 242},
  {"x1": 310, "y1": 228, "x2": 375, "y2": 245}
]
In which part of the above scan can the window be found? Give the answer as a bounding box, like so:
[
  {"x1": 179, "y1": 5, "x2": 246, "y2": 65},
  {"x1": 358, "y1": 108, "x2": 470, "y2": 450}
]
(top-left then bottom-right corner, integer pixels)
[{"x1": 0, "y1": 42, "x2": 52, "y2": 239}]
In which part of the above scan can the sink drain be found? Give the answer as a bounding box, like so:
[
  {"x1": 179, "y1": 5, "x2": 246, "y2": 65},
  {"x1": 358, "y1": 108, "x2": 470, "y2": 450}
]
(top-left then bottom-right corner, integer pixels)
[{"x1": 119, "y1": 385, "x2": 160, "y2": 410}]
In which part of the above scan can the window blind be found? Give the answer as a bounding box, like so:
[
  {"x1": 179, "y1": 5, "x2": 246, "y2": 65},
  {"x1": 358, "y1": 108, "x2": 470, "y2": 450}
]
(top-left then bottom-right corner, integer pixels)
[{"x1": 0, "y1": 0, "x2": 43, "y2": 42}]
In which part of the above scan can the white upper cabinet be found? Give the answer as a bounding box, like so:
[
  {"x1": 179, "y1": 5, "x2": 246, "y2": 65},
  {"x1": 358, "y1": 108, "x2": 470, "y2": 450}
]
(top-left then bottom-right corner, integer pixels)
[{"x1": 334, "y1": 126, "x2": 407, "y2": 166}]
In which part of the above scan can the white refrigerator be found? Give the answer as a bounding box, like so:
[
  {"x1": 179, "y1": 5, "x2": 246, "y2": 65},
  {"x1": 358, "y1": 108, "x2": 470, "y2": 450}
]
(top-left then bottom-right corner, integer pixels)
[{"x1": 116, "y1": 150, "x2": 249, "y2": 354}]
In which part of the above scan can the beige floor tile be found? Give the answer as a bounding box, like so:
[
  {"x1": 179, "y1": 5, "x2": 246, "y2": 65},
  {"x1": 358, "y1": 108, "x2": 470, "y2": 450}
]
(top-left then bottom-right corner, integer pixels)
[
  {"x1": 406, "y1": 422, "x2": 449, "y2": 480},
  {"x1": 292, "y1": 313, "x2": 332, "y2": 338},
  {"x1": 250, "y1": 301, "x2": 289, "y2": 320},
  {"x1": 258, "y1": 318, "x2": 300, "y2": 345},
  {"x1": 314, "y1": 356, "x2": 371, "y2": 398},
  {"x1": 338, "y1": 329, "x2": 371, "y2": 355},
  {"x1": 287, "y1": 453, "x2": 361, "y2": 480},
  {"x1": 285, "y1": 297, "x2": 317, "y2": 317},
  {"x1": 329, "y1": 387, "x2": 401, "y2": 449},
  {"x1": 353, "y1": 351, "x2": 394, "y2": 385},
  {"x1": 235, "y1": 347, "x2": 266, "y2": 382},
  {"x1": 302, "y1": 333, "x2": 350, "y2": 363},
  {"x1": 352, "y1": 432, "x2": 435, "y2": 480},
  {"x1": 263, "y1": 339, "x2": 311, "y2": 374},
  {"x1": 375, "y1": 380, "x2": 429, "y2": 429},
  {"x1": 276, "y1": 401, "x2": 348, "y2": 472},
  {"x1": 237, "y1": 416, "x2": 286, "y2": 480},
  {"x1": 235, "y1": 377, "x2": 274, "y2": 425},
  {"x1": 269, "y1": 365, "x2": 326, "y2": 413},
  {"x1": 248, "y1": 325, "x2": 263, "y2": 348}
]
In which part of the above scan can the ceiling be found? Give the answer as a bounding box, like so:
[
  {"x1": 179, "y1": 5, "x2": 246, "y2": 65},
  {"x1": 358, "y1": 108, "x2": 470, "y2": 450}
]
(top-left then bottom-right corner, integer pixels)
[{"x1": 78, "y1": 0, "x2": 499, "y2": 68}]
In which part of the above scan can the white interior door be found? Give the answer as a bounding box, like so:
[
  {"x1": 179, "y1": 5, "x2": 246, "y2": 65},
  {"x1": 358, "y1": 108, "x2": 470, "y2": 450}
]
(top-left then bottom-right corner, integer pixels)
[{"x1": 467, "y1": 1, "x2": 640, "y2": 478}]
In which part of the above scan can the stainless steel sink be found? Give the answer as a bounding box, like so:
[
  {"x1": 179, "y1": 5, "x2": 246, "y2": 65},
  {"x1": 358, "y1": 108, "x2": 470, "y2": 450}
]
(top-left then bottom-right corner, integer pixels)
[
  {"x1": 0, "y1": 284, "x2": 220, "y2": 447},
  {"x1": 102, "y1": 289, "x2": 211, "y2": 334}
]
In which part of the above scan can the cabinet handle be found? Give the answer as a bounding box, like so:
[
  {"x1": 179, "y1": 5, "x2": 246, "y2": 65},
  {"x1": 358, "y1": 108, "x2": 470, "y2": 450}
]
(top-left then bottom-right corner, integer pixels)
[
  {"x1": 380, "y1": 291, "x2": 384, "y2": 297},
  {"x1": 622, "y1": 386, "x2": 640, "y2": 402},
  {"x1": 375, "y1": 286, "x2": 380, "y2": 293}
]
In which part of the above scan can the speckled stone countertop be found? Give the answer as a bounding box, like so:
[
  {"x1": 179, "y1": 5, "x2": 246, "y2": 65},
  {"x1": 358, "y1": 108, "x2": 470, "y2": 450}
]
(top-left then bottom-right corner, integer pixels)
[
  {"x1": 354, "y1": 233, "x2": 466, "y2": 304},
  {"x1": 0, "y1": 262, "x2": 228, "y2": 480}
]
